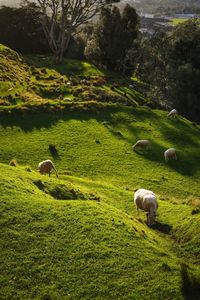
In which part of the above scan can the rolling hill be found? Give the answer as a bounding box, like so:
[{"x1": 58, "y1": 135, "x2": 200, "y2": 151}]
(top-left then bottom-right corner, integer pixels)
[{"x1": 0, "y1": 44, "x2": 200, "y2": 299}]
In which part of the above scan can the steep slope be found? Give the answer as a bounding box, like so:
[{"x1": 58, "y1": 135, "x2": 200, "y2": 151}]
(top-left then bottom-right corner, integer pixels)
[
  {"x1": 0, "y1": 106, "x2": 200, "y2": 299},
  {"x1": 0, "y1": 163, "x2": 194, "y2": 300},
  {"x1": 1, "y1": 45, "x2": 200, "y2": 300},
  {"x1": 0, "y1": 106, "x2": 199, "y2": 198},
  {"x1": 0, "y1": 44, "x2": 149, "y2": 111}
]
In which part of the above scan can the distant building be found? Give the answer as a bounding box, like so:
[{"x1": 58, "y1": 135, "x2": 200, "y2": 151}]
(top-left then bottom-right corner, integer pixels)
[
  {"x1": 139, "y1": 13, "x2": 155, "y2": 19},
  {"x1": 140, "y1": 15, "x2": 171, "y2": 36},
  {"x1": 174, "y1": 14, "x2": 198, "y2": 19}
]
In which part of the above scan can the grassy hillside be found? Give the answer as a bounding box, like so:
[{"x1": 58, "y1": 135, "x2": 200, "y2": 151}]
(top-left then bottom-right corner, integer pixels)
[
  {"x1": 1, "y1": 163, "x2": 200, "y2": 300},
  {"x1": 1, "y1": 45, "x2": 200, "y2": 299},
  {"x1": 0, "y1": 44, "x2": 148, "y2": 111},
  {"x1": 1, "y1": 106, "x2": 200, "y2": 196}
]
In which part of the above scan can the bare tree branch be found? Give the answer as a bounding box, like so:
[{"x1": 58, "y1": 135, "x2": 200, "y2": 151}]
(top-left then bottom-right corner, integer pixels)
[{"x1": 22, "y1": 0, "x2": 119, "y2": 62}]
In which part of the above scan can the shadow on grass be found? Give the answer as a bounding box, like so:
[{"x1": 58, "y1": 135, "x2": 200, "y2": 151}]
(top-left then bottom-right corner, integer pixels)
[
  {"x1": 0, "y1": 105, "x2": 120, "y2": 132},
  {"x1": 1, "y1": 105, "x2": 199, "y2": 176},
  {"x1": 0, "y1": 110, "x2": 97, "y2": 132},
  {"x1": 49, "y1": 144, "x2": 61, "y2": 160},
  {"x1": 151, "y1": 222, "x2": 172, "y2": 234},
  {"x1": 25, "y1": 55, "x2": 105, "y2": 77},
  {"x1": 181, "y1": 264, "x2": 200, "y2": 300},
  {"x1": 134, "y1": 144, "x2": 200, "y2": 176},
  {"x1": 159, "y1": 118, "x2": 200, "y2": 148},
  {"x1": 123, "y1": 116, "x2": 200, "y2": 177},
  {"x1": 108, "y1": 114, "x2": 200, "y2": 176}
]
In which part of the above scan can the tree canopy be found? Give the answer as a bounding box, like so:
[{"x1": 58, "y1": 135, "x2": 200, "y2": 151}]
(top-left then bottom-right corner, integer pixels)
[
  {"x1": 135, "y1": 20, "x2": 200, "y2": 122},
  {"x1": 85, "y1": 4, "x2": 139, "y2": 72},
  {"x1": 0, "y1": 4, "x2": 48, "y2": 53},
  {"x1": 23, "y1": 0, "x2": 120, "y2": 62}
]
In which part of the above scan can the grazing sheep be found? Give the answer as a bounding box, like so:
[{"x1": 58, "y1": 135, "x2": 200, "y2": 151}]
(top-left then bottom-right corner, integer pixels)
[
  {"x1": 168, "y1": 109, "x2": 177, "y2": 118},
  {"x1": 9, "y1": 158, "x2": 18, "y2": 167},
  {"x1": 38, "y1": 160, "x2": 58, "y2": 177},
  {"x1": 132, "y1": 139, "x2": 150, "y2": 151},
  {"x1": 164, "y1": 148, "x2": 177, "y2": 162},
  {"x1": 134, "y1": 188, "x2": 158, "y2": 226},
  {"x1": 80, "y1": 79, "x2": 87, "y2": 84}
]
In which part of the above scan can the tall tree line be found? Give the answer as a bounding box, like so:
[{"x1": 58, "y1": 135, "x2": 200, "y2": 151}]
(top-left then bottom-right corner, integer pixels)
[
  {"x1": 84, "y1": 4, "x2": 139, "y2": 73},
  {"x1": 134, "y1": 20, "x2": 200, "y2": 122}
]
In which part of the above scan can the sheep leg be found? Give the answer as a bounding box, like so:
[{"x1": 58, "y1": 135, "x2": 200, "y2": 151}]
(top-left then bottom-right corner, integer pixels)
[{"x1": 136, "y1": 207, "x2": 139, "y2": 216}]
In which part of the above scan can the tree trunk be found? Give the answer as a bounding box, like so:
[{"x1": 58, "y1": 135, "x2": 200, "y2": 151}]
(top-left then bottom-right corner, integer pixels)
[{"x1": 54, "y1": 32, "x2": 71, "y2": 63}]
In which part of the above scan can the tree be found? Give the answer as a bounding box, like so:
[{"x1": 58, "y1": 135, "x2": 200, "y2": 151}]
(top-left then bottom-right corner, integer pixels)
[
  {"x1": 166, "y1": 20, "x2": 200, "y2": 121},
  {"x1": 135, "y1": 20, "x2": 200, "y2": 122},
  {"x1": 0, "y1": 4, "x2": 48, "y2": 54},
  {"x1": 84, "y1": 4, "x2": 139, "y2": 72},
  {"x1": 134, "y1": 29, "x2": 170, "y2": 105},
  {"x1": 23, "y1": 0, "x2": 119, "y2": 63}
]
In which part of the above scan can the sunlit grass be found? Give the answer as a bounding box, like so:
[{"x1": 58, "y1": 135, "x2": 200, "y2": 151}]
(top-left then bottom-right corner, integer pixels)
[
  {"x1": 170, "y1": 18, "x2": 188, "y2": 25},
  {"x1": 1, "y1": 44, "x2": 200, "y2": 300}
]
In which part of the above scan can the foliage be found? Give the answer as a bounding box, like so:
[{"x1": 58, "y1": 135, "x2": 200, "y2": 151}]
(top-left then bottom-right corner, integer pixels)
[
  {"x1": 134, "y1": 20, "x2": 200, "y2": 122},
  {"x1": 0, "y1": 4, "x2": 48, "y2": 54},
  {"x1": 85, "y1": 4, "x2": 139, "y2": 73},
  {"x1": 163, "y1": 20, "x2": 200, "y2": 122},
  {"x1": 23, "y1": 0, "x2": 120, "y2": 63}
]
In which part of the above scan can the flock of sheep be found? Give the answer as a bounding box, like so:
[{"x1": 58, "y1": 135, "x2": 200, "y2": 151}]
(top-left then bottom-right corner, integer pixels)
[
  {"x1": 132, "y1": 140, "x2": 177, "y2": 163},
  {"x1": 133, "y1": 108, "x2": 178, "y2": 226},
  {"x1": 38, "y1": 109, "x2": 178, "y2": 227}
]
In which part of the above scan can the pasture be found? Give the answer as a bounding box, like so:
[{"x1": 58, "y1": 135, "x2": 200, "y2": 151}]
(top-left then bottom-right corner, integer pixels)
[{"x1": 0, "y1": 44, "x2": 200, "y2": 299}]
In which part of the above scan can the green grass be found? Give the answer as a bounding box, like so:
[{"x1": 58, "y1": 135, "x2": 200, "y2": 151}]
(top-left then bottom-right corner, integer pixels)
[
  {"x1": 170, "y1": 18, "x2": 188, "y2": 25},
  {"x1": 1, "y1": 163, "x2": 199, "y2": 300},
  {"x1": 1, "y1": 107, "x2": 199, "y2": 195},
  {"x1": 1, "y1": 106, "x2": 200, "y2": 299},
  {"x1": 0, "y1": 45, "x2": 147, "y2": 110},
  {"x1": 25, "y1": 55, "x2": 105, "y2": 77},
  {"x1": 1, "y1": 44, "x2": 200, "y2": 299}
]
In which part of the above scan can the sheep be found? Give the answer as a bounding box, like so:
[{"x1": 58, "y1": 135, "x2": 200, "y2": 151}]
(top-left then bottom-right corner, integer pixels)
[
  {"x1": 80, "y1": 79, "x2": 87, "y2": 84},
  {"x1": 134, "y1": 188, "x2": 158, "y2": 226},
  {"x1": 167, "y1": 109, "x2": 177, "y2": 118},
  {"x1": 38, "y1": 160, "x2": 58, "y2": 177},
  {"x1": 164, "y1": 148, "x2": 177, "y2": 162},
  {"x1": 66, "y1": 81, "x2": 71, "y2": 87},
  {"x1": 132, "y1": 139, "x2": 150, "y2": 151}
]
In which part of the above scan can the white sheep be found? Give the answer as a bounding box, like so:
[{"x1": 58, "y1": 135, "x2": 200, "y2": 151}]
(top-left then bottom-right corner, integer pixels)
[
  {"x1": 38, "y1": 160, "x2": 58, "y2": 177},
  {"x1": 164, "y1": 148, "x2": 177, "y2": 162},
  {"x1": 134, "y1": 188, "x2": 158, "y2": 226},
  {"x1": 80, "y1": 79, "x2": 87, "y2": 84},
  {"x1": 132, "y1": 139, "x2": 150, "y2": 151},
  {"x1": 167, "y1": 109, "x2": 177, "y2": 118},
  {"x1": 66, "y1": 81, "x2": 71, "y2": 87}
]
